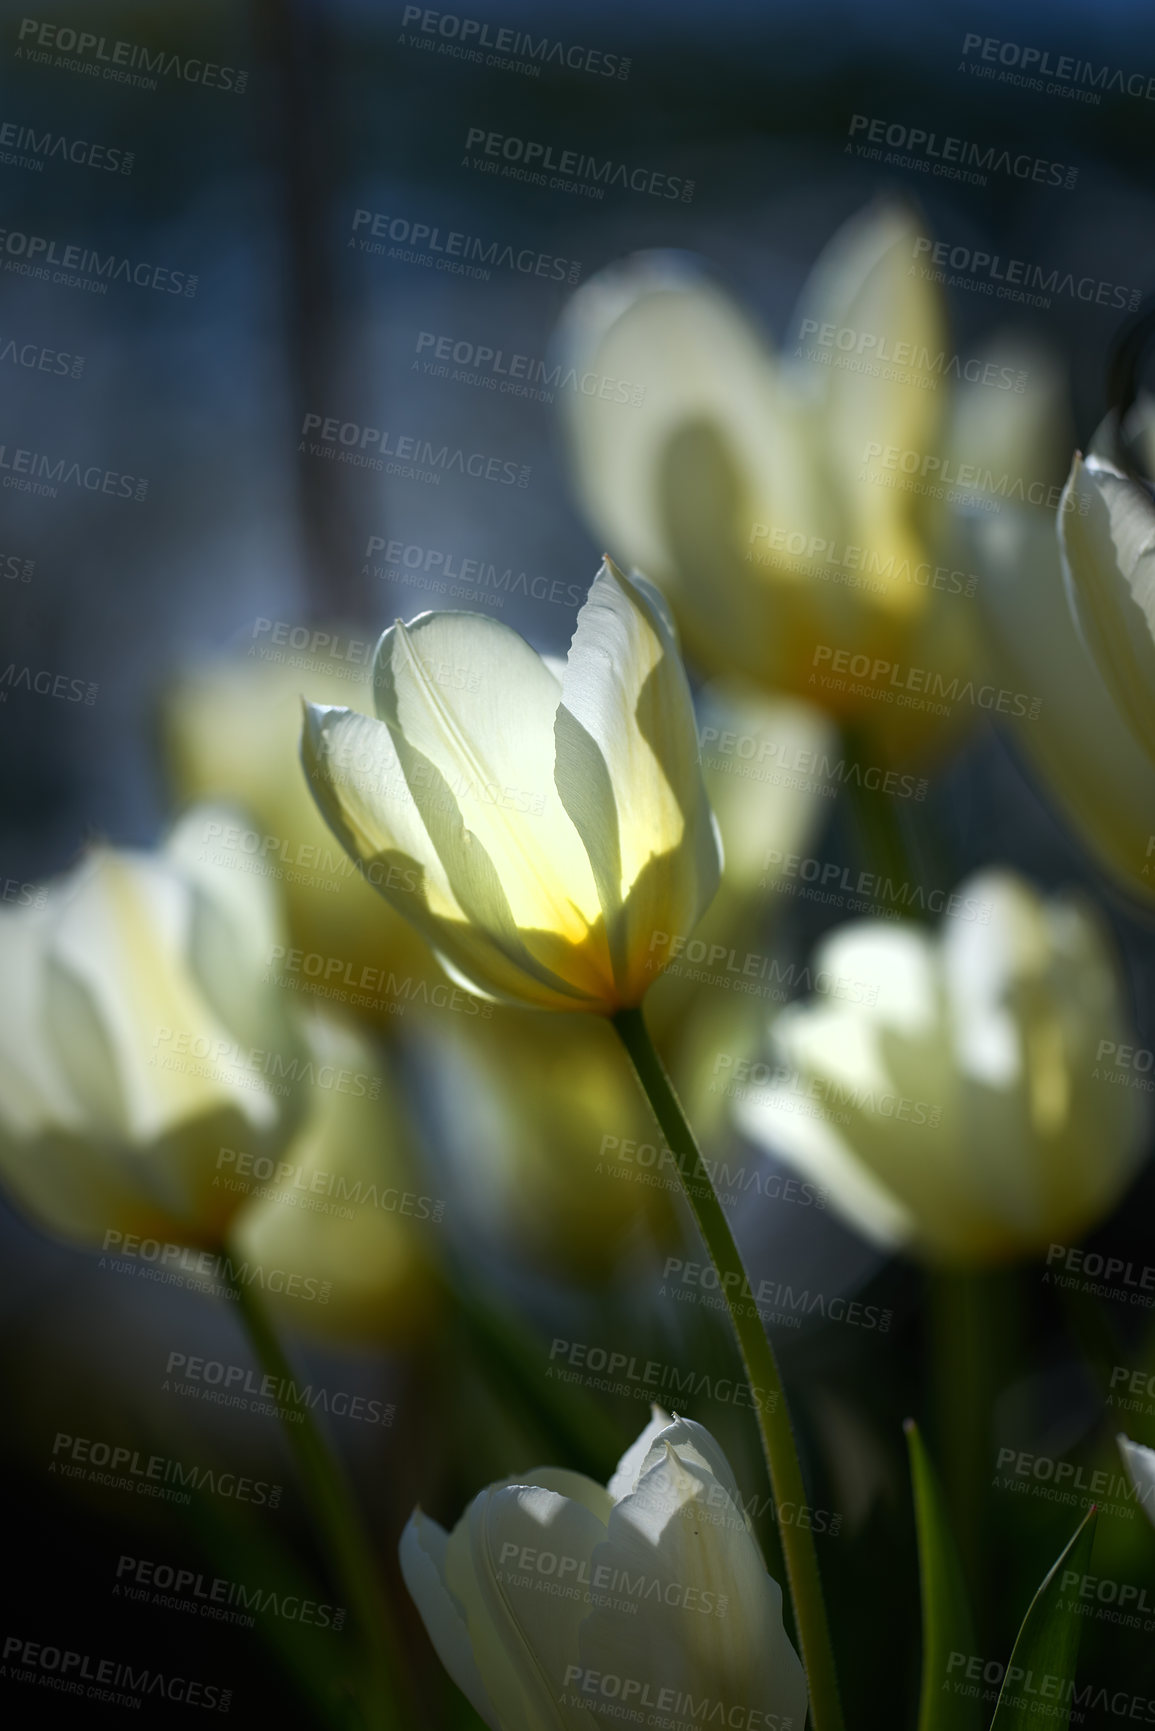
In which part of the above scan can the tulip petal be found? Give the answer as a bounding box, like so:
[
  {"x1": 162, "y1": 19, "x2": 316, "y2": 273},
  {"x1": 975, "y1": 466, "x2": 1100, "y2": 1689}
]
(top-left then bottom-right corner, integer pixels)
[
  {"x1": 373, "y1": 611, "x2": 604, "y2": 947},
  {"x1": 581, "y1": 1425, "x2": 808, "y2": 1731},
  {"x1": 606, "y1": 1406, "x2": 673, "y2": 1503},
  {"x1": 1118, "y1": 1436, "x2": 1155, "y2": 1529},
  {"x1": 400, "y1": 1509, "x2": 499, "y2": 1729},
  {"x1": 46, "y1": 851, "x2": 280, "y2": 1146},
  {"x1": 448, "y1": 1481, "x2": 608, "y2": 1731},
  {"x1": 0, "y1": 895, "x2": 79, "y2": 1133},
  {"x1": 795, "y1": 201, "x2": 943, "y2": 606},
  {"x1": 556, "y1": 561, "x2": 721, "y2": 1001},
  {"x1": 301, "y1": 702, "x2": 599, "y2": 1010},
  {"x1": 973, "y1": 504, "x2": 1155, "y2": 904},
  {"x1": 1061, "y1": 452, "x2": 1155, "y2": 765}
]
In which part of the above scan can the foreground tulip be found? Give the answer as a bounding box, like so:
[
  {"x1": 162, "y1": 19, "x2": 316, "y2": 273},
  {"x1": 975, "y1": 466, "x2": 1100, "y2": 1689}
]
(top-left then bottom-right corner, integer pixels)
[
  {"x1": 0, "y1": 807, "x2": 304, "y2": 1249},
  {"x1": 1060, "y1": 446, "x2": 1155, "y2": 769},
  {"x1": 736, "y1": 871, "x2": 1147, "y2": 1264},
  {"x1": 399, "y1": 1407, "x2": 808, "y2": 1731},
  {"x1": 301, "y1": 559, "x2": 721, "y2": 1013},
  {"x1": 557, "y1": 204, "x2": 978, "y2": 762}
]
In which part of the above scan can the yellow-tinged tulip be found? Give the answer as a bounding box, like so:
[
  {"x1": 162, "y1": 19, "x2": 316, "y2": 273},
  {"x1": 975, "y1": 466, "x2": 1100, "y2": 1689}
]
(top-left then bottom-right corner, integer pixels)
[
  {"x1": 556, "y1": 203, "x2": 976, "y2": 761},
  {"x1": 300, "y1": 559, "x2": 721, "y2": 1014},
  {"x1": 0, "y1": 808, "x2": 304, "y2": 1249},
  {"x1": 735, "y1": 871, "x2": 1147, "y2": 1265},
  {"x1": 230, "y1": 1014, "x2": 439, "y2": 1345},
  {"x1": 164, "y1": 642, "x2": 433, "y2": 1008},
  {"x1": 399, "y1": 1407, "x2": 807, "y2": 1731},
  {"x1": 1060, "y1": 447, "x2": 1155, "y2": 768}
]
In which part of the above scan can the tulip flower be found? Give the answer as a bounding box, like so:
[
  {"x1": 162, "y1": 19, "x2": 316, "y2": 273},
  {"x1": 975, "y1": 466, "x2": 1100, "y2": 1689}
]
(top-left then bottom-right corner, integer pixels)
[
  {"x1": 966, "y1": 389, "x2": 1155, "y2": 908},
  {"x1": 399, "y1": 1407, "x2": 807, "y2": 1731},
  {"x1": 735, "y1": 871, "x2": 1147, "y2": 1264},
  {"x1": 230, "y1": 1014, "x2": 439, "y2": 1345},
  {"x1": 300, "y1": 558, "x2": 721, "y2": 1014},
  {"x1": 1060, "y1": 446, "x2": 1155, "y2": 769},
  {"x1": 556, "y1": 203, "x2": 978, "y2": 763},
  {"x1": 0, "y1": 807, "x2": 307, "y2": 1250}
]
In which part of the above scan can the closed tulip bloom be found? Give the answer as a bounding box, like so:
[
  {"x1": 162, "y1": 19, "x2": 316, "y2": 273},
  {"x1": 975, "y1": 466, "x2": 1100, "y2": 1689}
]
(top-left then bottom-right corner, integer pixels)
[
  {"x1": 557, "y1": 204, "x2": 975, "y2": 762},
  {"x1": 0, "y1": 808, "x2": 304, "y2": 1249},
  {"x1": 1060, "y1": 446, "x2": 1155, "y2": 768},
  {"x1": 735, "y1": 872, "x2": 1147, "y2": 1264},
  {"x1": 301, "y1": 559, "x2": 721, "y2": 1013},
  {"x1": 399, "y1": 1407, "x2": 807, "y2": 1731}
]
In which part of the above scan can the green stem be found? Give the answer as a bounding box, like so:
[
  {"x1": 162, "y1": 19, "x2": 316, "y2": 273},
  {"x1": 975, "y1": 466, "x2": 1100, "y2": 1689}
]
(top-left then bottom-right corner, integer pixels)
[
  {"x1": 226, "y1": 1266, "x2": 405, "y2": 1729},
  {"x1": 928, "y1": 1268, "x2": 989, "y2": 1602},
  {"x1": 612, "y1": 1005, "x2": 845, "y2": 1731}
]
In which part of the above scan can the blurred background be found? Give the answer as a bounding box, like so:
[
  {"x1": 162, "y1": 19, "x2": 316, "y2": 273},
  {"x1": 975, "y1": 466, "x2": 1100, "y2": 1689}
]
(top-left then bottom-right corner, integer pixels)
[{"x1": 6, "y1": 1, "x2": 1155, "y2": 1725}]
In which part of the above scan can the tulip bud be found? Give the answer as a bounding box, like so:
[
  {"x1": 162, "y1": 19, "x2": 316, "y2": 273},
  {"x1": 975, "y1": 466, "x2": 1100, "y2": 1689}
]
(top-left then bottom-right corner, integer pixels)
[{"x1": 399, "y1": 1408, "x2": 807, "y2": 1731}]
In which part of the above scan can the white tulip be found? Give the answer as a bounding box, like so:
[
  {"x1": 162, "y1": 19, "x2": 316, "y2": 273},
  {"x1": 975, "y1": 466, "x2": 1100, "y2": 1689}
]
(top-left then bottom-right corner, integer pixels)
[
  {"x1": 301, "y1": 558, "x2": 721, "y2": 1013},
  {"x1": 0, "y1": 806, "x2": 303, "y2": 1248},
  {"x1": 1060, "y1": 447, "x2": 1155, "y2": 768},
  {"x1": 735, "y1": 872, "x2": 1147, "y2": 1264},
  {"x1": 1119, "y1": 1435, "x2": 1155, "y2": 1527},
  {"x1": 556, "y1": 203, "x2": 977, "y2": 762},
  {"x1": 400, "y1": 1407, "x2": 807, "y2": 1731}
]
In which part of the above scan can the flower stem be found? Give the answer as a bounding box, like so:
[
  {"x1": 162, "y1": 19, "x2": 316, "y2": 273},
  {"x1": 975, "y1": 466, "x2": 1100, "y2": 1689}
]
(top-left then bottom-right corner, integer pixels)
[
  {"x1": 612, "y1": 1006, "x2": 845, "y2": 1731},
  {"x1": 226, "y1": 1265, "x2": 405, "y2": 1728}
]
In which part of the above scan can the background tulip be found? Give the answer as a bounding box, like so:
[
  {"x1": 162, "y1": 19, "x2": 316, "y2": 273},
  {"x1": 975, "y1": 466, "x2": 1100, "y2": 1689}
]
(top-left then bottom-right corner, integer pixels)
[
  {"x1": 556, "y1": 203, "x2": 977, "y2": 763},
  {"x1": 0, "y1": 806, "x2": 305, "y2": 1250},
  {"x1": 229, "y1": 1013, "x2": 440, "y2": 1346},
  {"x1": 301, "y1": 559, "x2": 721, "y2": 1013},
  {"x1": 165, "y1": 640, "x2": 436, "y2": 1021},
  {"x1": 735, "y1": 871, "x2": 1148, "y2": 1264},
  {"x1": 399, "y1": 1407, "x2": 808, "y2": 1731},
  {"x1": 1060, "y1": 446, "x2": 1155, "y2": 769}
]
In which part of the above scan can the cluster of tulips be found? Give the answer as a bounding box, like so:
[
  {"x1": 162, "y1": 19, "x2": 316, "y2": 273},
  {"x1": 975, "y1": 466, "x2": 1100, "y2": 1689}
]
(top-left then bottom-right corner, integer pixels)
[{"x1": 5, "y1": 202, "x2": 1155, "y2": 1730}]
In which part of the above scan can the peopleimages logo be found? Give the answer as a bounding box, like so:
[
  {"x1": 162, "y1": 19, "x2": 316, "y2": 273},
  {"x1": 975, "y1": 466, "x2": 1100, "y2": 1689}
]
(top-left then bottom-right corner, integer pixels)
[
  {"x1": 299, "y1": 413, "x2": 529, "y2": 487},
  {"x1": 15, "y1": 18, "x2": 248, "y2": 93},
  {"x1": 959, "y1": 32, "x2": 1155, "y2": 104},
  {"x1": 400, "y1": 7, "x2": 631, "y2": 79},
  {"x1": 463, "y1": 128, "x2": 694, "y2": 202},
  {"x1": 0, "y1": 119, "x2": 134, "y2": 175},
  {"x1": 0, "y1": 226, "x2": 196, "y2": 296},
  {"x1": 350, "y1": 208, "x2": 581, "y2": 284},
  {"x1": 848, "y1": 114, "x2": 1077, "y2": 189},
  {"x1": 910, "y1": 235, "x2": 1141, "y2": 312},
  {"x1": 3, "y1": 1635, "x2": 232, "y2": 1713}
]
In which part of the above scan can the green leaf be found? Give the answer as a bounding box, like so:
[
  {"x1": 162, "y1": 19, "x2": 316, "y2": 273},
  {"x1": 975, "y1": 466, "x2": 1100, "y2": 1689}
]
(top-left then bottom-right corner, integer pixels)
[
  {"x1": 905, "y1": 1419, "x2": 981, "y2": 1731},
  {"x1": 988, "y1": 1506, "x2": 1098, "y2": 1731}
]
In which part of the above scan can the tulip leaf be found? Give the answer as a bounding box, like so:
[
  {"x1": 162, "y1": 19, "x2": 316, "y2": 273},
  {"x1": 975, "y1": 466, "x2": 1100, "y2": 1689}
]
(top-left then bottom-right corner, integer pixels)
[
  {"x1": 905, "y1": 1420, "x2": 981, "y2": 1731},
  {"x1": 987, "y1": 1506, "x2": 1097, "y2": 1731}
]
